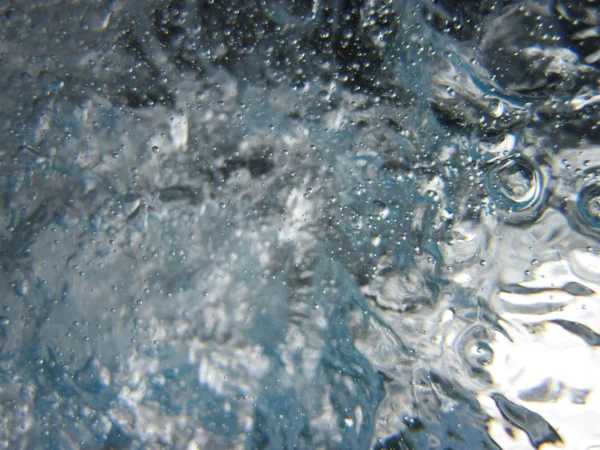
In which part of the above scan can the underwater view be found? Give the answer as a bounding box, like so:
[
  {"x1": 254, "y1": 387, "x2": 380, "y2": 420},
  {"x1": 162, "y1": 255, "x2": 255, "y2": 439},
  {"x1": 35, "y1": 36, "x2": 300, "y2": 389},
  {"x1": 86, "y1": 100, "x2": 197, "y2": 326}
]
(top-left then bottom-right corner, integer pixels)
[{"x1": 1, "y1": 0, "x2": 600, "y2": 448}]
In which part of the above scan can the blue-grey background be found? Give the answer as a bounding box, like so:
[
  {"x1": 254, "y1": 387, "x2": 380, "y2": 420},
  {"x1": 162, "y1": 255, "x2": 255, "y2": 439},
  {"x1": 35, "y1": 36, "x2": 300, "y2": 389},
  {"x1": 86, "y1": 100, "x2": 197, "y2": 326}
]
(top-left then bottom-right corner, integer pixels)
[{"x1": 1, "y1": 0, "x2": 599, "y2": 448}]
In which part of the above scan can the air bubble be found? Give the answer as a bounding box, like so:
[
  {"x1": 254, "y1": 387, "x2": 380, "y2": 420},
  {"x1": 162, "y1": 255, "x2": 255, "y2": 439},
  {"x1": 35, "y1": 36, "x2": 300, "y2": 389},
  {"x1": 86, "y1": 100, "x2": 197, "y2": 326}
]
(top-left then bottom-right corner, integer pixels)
[
  {"x1": 577, "y1": 184, "x2": 600, "y2": 230},
  {"x1": 485, "y1": 156, "x2": 547, "y2": 224},
  {"x1": 488, "y1": 98, "x2": 504, "y2": 118},
  {"x1": 567, "y1": 168, "x2": 600, "y2": 240},
  {"x1": 14, "y1": 278, "x2": 29, "y2": 297}
]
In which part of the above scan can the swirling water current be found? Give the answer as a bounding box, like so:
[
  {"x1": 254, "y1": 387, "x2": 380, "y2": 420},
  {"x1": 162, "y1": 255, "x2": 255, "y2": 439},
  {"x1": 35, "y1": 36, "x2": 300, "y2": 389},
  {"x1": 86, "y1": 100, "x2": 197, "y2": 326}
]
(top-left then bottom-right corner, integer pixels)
[{"x1": 1, "y1": 1, "x2": 600, "y2": 449}]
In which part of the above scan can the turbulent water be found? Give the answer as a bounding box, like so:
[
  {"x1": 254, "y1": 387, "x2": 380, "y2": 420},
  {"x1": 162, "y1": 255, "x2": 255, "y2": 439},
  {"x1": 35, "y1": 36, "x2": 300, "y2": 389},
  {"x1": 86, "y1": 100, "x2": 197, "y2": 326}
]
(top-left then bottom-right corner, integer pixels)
[{"x1": 1, "y1": 0, "x2": 600, "y2": 448}]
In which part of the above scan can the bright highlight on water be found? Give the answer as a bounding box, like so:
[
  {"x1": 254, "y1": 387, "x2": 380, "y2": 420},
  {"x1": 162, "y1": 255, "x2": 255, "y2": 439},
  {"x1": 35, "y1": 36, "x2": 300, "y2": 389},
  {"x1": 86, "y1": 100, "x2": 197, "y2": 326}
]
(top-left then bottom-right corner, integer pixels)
[{"x1": 0, "y1": 1, "x2": 599, "y2": 449}]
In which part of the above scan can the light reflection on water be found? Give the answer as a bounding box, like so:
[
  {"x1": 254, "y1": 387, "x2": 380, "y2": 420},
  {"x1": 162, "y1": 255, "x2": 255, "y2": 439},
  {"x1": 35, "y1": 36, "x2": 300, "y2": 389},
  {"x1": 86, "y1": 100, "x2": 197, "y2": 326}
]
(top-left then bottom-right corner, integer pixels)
[{"x1": 0, "y1": 0, "x2": 599, "y2": 449}]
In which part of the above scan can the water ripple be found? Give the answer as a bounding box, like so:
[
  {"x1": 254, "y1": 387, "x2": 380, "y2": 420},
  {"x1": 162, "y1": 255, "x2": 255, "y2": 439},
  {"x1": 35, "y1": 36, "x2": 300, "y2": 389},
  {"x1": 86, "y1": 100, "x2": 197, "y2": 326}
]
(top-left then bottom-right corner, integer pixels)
[
  {"x1": 1, "y1": 0, "x2": 600, "y2": 449},
  {"x1": 485, "y1": 155, "x2": 548, "y2": 225}
]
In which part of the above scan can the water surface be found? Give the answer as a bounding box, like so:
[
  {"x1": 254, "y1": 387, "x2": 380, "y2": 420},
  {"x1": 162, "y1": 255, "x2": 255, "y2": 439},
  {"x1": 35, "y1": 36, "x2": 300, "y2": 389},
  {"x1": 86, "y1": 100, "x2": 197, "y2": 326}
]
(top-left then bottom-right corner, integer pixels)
[{"x1": 1, "y1": 0, "x2": 599, "y2": 448}]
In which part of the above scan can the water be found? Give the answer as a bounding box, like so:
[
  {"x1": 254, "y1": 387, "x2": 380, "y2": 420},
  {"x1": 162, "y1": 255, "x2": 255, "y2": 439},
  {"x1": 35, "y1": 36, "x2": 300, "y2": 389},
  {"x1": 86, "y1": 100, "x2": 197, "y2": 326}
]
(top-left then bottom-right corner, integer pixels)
[{"x1": 0, "y1": 0, "x2": 599, "y2": 448}]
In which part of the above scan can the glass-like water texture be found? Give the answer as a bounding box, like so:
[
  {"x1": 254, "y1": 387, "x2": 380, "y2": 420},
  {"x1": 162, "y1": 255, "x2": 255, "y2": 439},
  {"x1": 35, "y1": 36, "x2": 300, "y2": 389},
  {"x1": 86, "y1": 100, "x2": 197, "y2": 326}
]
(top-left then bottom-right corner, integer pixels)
[{"x1": 1, "y1": 0, "x2": 600, "y2": 449}]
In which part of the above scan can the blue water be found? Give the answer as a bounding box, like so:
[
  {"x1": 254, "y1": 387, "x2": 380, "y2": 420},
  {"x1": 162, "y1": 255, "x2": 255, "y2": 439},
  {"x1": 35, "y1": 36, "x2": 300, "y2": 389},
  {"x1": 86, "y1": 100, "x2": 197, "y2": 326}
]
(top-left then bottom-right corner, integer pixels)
[{"x1": 1, "y1": 0, "x2": 599, "y2": 448}]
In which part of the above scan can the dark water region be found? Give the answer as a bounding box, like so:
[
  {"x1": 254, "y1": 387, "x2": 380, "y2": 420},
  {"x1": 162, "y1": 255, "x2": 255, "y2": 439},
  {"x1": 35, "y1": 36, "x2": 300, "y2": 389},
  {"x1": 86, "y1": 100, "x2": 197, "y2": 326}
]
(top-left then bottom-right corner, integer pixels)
[{"x1": 1, "y1": 0, "x2": 600, "y2": 448}]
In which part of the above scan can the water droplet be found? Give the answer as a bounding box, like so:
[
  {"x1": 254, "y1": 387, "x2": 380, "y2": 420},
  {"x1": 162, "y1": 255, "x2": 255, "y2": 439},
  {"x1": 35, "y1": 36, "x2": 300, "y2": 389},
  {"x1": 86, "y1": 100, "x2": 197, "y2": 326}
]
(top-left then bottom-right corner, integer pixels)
[
  {"x1": 152, "y1": 146, "x2": 160, "y2": 153},
  {"x1": 219, "y1": 202, "x2": 226, "y2": 209}
]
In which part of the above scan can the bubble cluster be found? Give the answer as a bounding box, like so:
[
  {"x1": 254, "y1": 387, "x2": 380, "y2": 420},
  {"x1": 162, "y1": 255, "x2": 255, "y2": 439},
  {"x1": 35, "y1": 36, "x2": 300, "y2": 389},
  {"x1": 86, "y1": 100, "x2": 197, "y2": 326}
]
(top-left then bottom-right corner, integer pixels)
[{"x1": 0, "y1": 0, "x2": 599, "y2": 449}]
